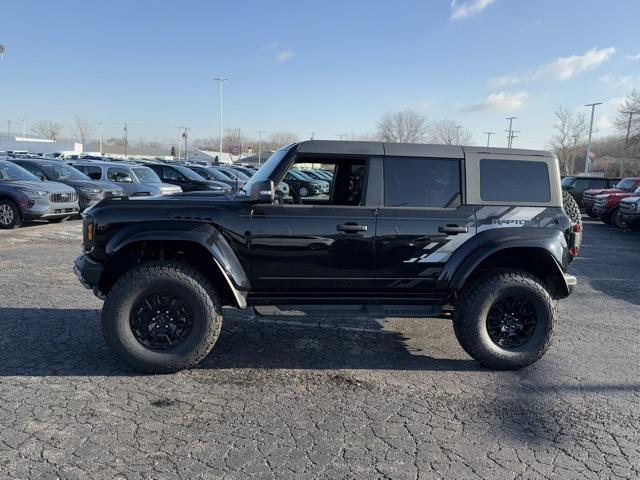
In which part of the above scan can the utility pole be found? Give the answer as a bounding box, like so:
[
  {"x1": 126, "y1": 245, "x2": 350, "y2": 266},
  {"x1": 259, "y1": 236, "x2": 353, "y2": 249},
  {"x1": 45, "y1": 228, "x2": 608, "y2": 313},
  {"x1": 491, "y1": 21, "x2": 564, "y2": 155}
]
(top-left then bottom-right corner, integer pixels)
[
  {"x1": 310, "y1": 131, "x2": 315, "y2": 140},
  {"x1": 214, "y1": 77, "x2": 227, "y2": 161},
  {"x1": 123, "y1": 122, "x2": 128, "y2": 157},
  {"x1": 7, "y1": 120, "x2": 11, "y2": 138},
  {"x1": 256, "y1": 130, "x2": 265, "y2": 167},
  {"x1": 505, "y1": 117, "x2": 517, "y2": 148},
  {"x1": 21, "y1": 119, "x2": 26, "y2": 139},
  {"x1": 99, "y1": 123, "x2": 104, "y2": 156},
  {"x1": 583, "y1": 102, "x2": 602, "y2": 175},
  {"x1": 484, "y1": 131, "x2": 495, "y2": 147},
  {"x1": 620, "y1": 111, "x2": 639, "y2": 177},
  {"x1": 508, "y1": 131, "x2": 521, "y2": 149}
]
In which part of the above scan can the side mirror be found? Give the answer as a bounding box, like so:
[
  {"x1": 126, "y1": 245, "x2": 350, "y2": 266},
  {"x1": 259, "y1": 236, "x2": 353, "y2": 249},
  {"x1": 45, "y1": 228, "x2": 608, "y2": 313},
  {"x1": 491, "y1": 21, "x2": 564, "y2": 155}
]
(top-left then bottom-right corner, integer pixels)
[{"x1": 250, "y1": 179, "x2": 275, "y2": 203}]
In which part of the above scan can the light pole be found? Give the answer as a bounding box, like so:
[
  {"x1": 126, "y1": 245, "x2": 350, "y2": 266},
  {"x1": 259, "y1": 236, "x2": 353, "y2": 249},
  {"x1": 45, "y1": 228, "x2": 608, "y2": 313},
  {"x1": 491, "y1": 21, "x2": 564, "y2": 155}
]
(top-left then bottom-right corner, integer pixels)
[
  {"x1": 123, "y1": 122, "x2": 128, "y2": 157},
  {"x1": 256, "y1": 130, "x2": 264, "y2": 167},
  {"x1": 583, "y1": 102, "x2": 602, "y2": 174},
  {"x1": 505, "y1": 117, "x2": 517, "y2": 148},
  {"x1": 484, "y1": 131, "x2": 495, "y2": 147},
  {"x1": 214, "y1": 77, "x2": 227, "y2": 161}
]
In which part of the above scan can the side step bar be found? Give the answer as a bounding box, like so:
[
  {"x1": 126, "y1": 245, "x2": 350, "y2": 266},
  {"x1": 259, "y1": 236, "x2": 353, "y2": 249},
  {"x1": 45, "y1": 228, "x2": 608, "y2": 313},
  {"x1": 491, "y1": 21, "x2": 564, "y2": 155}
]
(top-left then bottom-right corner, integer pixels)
[{"x1": 254, "y1": 304, "x2": 443, "y2": 318}]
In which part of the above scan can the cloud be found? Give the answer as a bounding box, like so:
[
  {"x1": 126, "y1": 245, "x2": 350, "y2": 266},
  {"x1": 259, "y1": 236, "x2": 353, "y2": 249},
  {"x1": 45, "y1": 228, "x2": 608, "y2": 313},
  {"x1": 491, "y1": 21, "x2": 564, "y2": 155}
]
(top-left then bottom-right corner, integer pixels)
[
  {"x1": 596, "y1": 114, "x2": 613, "y2": 133},
  {"x1": 450, "y1": 0, "x2": 495, "y2": 20},
  {"x1": 275, "y1": 50, "x2": 295, "y2": 63},
  {"x1": 599, "y1": 73, "x2": 636, "y2": 88},
  {"x1": 534, "y1": 47, "x2": 616, "y2": 80},
  {"x1": 464, "y1": 91, "x2": 530, "y2": 112},
  {"x1": 490, "y1": 47, "x2": 616, "y2": 87},
  {"x1": 626, "y1": 53, "x2": 640, "y2": 60},
  {"x1": 489, "y1": 74, "x2": 522, "y2": 88}
]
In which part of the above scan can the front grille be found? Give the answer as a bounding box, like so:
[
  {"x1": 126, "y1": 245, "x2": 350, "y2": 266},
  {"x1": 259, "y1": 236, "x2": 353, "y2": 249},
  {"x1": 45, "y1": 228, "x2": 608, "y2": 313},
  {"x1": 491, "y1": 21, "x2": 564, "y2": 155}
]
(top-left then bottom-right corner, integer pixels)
[
  {"x1": 50, "y1": 192, "x2": 79, "y2": 203},
  {"x1": 594, "y1": 198, "x2": 607, "y2": 207},
  {"x1": 103, "y1": 191, "x2": 121, "y2": 198}
]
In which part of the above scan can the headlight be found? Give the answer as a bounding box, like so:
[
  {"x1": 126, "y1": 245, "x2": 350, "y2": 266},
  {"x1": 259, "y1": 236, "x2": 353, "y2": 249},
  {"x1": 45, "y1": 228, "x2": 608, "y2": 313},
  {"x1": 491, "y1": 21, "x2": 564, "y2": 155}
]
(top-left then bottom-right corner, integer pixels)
[
  {"x1": 78, "y1": 186, "x2": 101, "y2": 194},
  {"x1": 17, "y1": 188, "x2": 48, "y2": 197}
]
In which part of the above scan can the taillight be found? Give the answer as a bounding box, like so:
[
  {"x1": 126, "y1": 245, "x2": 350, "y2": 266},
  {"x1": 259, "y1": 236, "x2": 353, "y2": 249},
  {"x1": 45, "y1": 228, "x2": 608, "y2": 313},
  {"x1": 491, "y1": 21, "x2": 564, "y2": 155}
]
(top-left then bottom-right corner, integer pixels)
[
  {"x1": 570, "y1": 246, "x2": 580, "y2": 256},
  {"x1": 572, "y1": 223, "x2": 581, "y2": 233},
  {"x1": 86, "y1": 222, "x2": 94, "y2": 241}
]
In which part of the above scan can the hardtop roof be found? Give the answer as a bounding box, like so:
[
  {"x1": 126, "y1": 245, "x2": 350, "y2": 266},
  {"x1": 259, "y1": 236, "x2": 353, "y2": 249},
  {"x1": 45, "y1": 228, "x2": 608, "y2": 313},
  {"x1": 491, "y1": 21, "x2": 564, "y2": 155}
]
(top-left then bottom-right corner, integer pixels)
[{"x1": 295, "y1": 140, "x2": 551, "y2": 158}]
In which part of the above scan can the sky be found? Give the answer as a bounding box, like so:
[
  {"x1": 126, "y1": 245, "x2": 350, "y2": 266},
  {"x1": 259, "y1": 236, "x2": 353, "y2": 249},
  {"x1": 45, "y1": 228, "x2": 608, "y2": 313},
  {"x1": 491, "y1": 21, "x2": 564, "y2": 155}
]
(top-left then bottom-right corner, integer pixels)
[{"x1": 1, "y1": 0, "x2": 640, "y2": 150}]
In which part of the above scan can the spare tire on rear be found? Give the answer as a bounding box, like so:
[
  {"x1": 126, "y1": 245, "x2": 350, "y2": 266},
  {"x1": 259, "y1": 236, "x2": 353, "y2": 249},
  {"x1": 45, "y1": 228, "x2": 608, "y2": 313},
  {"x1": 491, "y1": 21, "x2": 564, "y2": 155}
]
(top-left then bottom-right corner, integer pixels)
[{"x1": 562, "y1": 190, "x2": 582, "y2": 230}]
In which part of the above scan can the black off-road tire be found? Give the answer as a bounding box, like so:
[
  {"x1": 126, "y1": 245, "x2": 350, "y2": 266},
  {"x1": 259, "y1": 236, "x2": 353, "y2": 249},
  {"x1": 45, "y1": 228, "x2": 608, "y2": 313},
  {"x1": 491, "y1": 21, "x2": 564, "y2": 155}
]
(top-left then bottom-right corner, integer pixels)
[
  {"x1": 453, "y1": 269, "x2": 557, "y2": 370},
  {"x1": 102, "y1": 261, "x2": 223, "y2": 374},
  {"x1": 585, "y1": 208, "x2": 598, "y2": 218},
  {"x1": 0, "y1": 199, "x2": 23, "y2": 229},
  {"x1": 602, "y1": 209, "x2": 615, "y2": 226},
  {"x1": 612, "y1": 208, "x2": 627, "y2": 229},
  {"x1": 562, "y1": 191, "x2": 582, "y2": 230}
]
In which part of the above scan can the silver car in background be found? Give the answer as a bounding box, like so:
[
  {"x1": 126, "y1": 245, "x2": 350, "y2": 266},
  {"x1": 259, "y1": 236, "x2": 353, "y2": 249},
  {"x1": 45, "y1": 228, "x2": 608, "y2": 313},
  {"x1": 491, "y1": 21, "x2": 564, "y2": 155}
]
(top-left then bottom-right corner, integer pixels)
[{"x1": 69, "y1": 161, "x2": 182, "y2": 197}]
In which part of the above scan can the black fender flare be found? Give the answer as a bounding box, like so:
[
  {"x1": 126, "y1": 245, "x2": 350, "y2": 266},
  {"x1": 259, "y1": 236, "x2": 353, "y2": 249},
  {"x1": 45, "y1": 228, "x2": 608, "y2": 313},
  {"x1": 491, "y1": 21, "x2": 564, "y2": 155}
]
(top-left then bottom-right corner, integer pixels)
[
  {"x1": 106, "y1": 221, "x2": 250, "y2": 308},
  {"x1": 439, "y1": 227, "x2": 571, "y2": 297}
]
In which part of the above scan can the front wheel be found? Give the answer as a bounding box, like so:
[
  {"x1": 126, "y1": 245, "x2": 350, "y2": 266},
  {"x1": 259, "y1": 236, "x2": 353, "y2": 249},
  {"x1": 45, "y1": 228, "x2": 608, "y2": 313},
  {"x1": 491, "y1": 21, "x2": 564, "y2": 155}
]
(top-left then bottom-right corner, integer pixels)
[
  {"x1": 0, "y1": 199, "x2": 22, "y2": 229},
  {"x1": 612, "y1": 208, "x2": 627, "y2": 229},
  {"x1": 102, "y1": 261, "x2": 223, "y2": 373},
  {"x1": 298, "y1": 186, "x2": 309, "y2": 197},
  {"x1": 453, "y1": 269, "x2": 556, "y2": 370}
]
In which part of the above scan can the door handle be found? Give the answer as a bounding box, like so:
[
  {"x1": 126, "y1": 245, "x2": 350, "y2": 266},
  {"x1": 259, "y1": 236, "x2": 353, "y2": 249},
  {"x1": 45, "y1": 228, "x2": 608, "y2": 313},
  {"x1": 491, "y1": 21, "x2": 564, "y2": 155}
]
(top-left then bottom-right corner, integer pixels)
[
  {"x1": 438, "y1": 224, "x2": 468, "y2": 235},
  {"x1": 337, "y1": 223, "x2": 368, "y2": 233}
]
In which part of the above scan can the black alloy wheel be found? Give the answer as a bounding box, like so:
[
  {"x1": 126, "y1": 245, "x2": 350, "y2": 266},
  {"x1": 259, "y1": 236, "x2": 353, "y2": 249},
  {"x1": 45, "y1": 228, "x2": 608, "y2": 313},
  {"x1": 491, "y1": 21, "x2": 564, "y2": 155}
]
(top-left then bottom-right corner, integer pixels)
[
  {"x1": 130, "y1": 293, "x2": 194, "y2": 350},
  {"x1": 486, "y1": 296, "x2": 537, "y2": 349}
]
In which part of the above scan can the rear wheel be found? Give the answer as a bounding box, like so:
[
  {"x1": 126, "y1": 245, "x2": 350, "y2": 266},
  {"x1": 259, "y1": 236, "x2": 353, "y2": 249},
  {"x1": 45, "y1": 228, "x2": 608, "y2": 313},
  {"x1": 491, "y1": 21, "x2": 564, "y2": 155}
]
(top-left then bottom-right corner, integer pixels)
[
  {"x1": 102, "y1": 261, "x2": 223, "y2": 373},
  {"x1": 453, "y1": 269, "x2": 556, "y2": 370},
  {"x1": 0, "y1": 199, "x2": 22, "y2": 229}
]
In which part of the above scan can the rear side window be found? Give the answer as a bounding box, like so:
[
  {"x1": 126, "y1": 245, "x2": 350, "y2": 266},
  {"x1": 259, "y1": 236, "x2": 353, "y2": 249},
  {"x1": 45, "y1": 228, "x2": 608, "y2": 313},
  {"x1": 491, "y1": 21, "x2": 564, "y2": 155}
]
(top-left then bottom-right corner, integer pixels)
[
  {"x1": 589, "y1": 179, "x2": 607, "y2": 188},
  {"x1": 384, "y1": 157, "x2": 461, "y2": 208},
  {"x1": 480, "y1": 159, "x2": 550, "y2": 202},
  {"x1": 77, "y1": 165, "x2": 102, "y2": 180}
]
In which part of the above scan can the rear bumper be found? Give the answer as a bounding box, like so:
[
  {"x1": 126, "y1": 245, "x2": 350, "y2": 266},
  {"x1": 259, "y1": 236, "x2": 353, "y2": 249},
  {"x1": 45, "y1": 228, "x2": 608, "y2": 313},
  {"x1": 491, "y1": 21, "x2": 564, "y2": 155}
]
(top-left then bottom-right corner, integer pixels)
[{"x1": 564, "y1": 273, "x2": 577, "y2": 294}]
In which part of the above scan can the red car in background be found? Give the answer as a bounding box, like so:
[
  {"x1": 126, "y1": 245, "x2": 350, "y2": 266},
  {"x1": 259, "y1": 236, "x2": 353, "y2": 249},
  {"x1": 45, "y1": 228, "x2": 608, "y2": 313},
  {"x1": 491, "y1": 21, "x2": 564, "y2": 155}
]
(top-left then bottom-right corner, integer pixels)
[
  {"x1": 582, "y1": 177, "x2": 640, "y2": 220},
  {"x1": 591, "y1": 178, "x2": 640, "y2": 227}
]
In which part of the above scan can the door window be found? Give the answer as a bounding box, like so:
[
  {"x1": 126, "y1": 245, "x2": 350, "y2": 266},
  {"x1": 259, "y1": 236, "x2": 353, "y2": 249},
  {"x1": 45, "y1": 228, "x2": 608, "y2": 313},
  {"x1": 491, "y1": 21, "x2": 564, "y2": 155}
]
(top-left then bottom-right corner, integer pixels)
[
  {"x1": 282, "y1": 158, "x2": 365, "y2": 206},
  {"x1": 384, "y1": 157, "x2": 461, "y2": 208},
  {"x1": 162, "y1": 166, "x2": 186, "y2": 181},
  {"x1": 107, "y1": 168, "x2": 134, "y2": 183}
]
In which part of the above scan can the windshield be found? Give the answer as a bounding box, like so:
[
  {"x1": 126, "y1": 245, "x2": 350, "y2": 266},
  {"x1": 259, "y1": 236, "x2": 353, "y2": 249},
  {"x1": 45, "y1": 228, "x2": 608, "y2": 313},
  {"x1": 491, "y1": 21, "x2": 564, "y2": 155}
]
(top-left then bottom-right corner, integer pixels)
[
  {"x1": 222, "y1": 168, "x2": 250, "y2": 181},
  {"x1": 561, "y1": 177, "x2": 576, "y2": 187},
  {"x1": 0, "y1": 162, "x2": 40, "y2": 181},
  {"x1": 205, "y1": 168, "x2": 231, "y2": 181},
  {"x1": 616, "y1": 179, "x2": 636, "y2": 191},
  {"x1": 241, "y1": 148, "x2": 291, "y2": 194},
  {"x1": 291, "y1": 170, "x2": 314, "y2": 181},
  {"x1": 174, "y1": 165, "x2": 205, "y2": 180},
  {"x1": 41, "y1": 164, "x2": 91, "y2": 181},
  {"x1": 132, "y1": 167, "x2": 161, "y2": 183}
]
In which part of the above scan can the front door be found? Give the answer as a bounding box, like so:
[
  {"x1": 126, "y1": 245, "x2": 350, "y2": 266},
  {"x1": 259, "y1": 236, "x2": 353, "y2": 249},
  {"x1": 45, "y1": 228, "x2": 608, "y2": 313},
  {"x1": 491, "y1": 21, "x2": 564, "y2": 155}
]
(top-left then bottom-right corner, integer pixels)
[
  {"x1": 375, "y1": 156, "x2": 476, "y2": 292},
  {"x1": 249, "y1": 156, "x2": 375, "y2": 292}
]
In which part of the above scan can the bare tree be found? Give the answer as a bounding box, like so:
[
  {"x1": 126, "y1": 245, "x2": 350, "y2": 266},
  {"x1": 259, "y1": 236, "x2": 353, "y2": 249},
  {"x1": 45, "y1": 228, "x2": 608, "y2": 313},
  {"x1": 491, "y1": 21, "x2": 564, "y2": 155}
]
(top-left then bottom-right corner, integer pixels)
[
  {"x1": 264, "y1": 131, "x2": 299, "y2": 150},
  {"x1": 614, "y1": 89, "x2": 640, "y2": 154},
  {"x1": 549, "y1": 106, "x2": 589, "y2": 175},
  {"x1": 376, "y1": 110, "x2": 429, "y2": 143},
  {"x1": 429, "y1": 119, "x2": 473, "y2": 145},
  {"x1": 32, "y1": 121, "x2": 64, "y2": 141},
  {"x1": 73, "y1": 117, "x2": 95, "y2": 145}
]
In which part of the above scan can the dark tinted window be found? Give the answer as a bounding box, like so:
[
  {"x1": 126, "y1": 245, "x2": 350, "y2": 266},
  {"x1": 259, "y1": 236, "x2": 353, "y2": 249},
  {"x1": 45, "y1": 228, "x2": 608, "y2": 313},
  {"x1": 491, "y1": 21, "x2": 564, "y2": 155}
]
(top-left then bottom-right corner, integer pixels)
[
  {"x1": 589, "y1": 179, "x2": 607, "y2": 189},
  {"x1": 77, "y1": 165, "x2": 103, "y2": 180},
  {"x1": 384, "y1": 157, "x2": 461, "y2": 208},
  {"x1": 480, "y1": 159, "x2": 550, "y2": 202}
]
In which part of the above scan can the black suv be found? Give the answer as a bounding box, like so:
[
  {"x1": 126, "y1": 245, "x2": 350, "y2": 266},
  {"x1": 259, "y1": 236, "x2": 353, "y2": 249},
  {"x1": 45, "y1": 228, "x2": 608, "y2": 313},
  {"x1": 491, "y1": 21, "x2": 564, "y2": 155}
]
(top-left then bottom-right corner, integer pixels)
[
  {"x1": 75, "y1": 141, "x2": 579, "y2": 373},
  {"x1": 561, "y1": 175, "x2": 619, "y2": 207},
  {"x1": 145, "y1": 163, "x2": 231, "y2": 193}
]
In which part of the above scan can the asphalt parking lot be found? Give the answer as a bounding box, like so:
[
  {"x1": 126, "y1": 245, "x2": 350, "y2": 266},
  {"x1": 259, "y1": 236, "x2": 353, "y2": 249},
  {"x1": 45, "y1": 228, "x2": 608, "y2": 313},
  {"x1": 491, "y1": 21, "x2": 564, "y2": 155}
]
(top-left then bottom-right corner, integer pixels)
[{"x1": 0, "y1": 219, "x2": 639, "y2": 480}]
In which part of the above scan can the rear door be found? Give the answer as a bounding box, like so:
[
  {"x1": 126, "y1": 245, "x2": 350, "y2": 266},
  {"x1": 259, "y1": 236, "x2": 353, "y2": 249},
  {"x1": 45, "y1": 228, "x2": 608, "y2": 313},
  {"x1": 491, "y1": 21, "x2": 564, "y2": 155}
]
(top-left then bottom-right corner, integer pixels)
[{"x1": 375, "y1": 152, "x2": 476, "y2": 292}]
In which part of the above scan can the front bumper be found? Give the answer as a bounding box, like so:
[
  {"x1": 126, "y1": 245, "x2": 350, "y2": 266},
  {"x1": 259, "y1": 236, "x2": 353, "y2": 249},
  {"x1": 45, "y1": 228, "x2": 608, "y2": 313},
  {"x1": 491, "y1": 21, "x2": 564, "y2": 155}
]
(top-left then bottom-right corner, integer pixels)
[
  {"x1": 593, "y1": 206, "x2": 613, "y2": 218},
  {"x1": 23, "y1": 198, "x2": 79, "y2": 220},
  {"x1": 74, "y1": 254, "x2": 103, "y2": 291}
]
